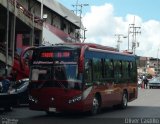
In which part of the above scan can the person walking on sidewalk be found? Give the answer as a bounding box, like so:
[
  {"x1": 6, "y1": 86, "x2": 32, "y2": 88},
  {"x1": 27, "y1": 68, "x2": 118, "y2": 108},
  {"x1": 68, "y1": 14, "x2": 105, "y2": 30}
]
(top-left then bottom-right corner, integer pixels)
[{"x1": 143, "y1": 77, "x2": 148, "y2": 89}]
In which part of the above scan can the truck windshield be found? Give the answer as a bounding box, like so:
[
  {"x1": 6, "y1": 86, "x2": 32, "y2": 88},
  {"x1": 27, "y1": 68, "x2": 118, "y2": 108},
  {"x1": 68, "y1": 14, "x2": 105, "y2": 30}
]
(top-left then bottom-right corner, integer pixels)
[{"x1": 30, "y1": 64, "x2": 82, "y2": 90}]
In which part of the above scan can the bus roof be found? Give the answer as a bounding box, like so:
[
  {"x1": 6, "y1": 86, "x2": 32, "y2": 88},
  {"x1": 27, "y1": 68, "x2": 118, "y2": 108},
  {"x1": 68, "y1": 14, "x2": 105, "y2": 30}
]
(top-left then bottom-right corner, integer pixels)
[
  {"x1": 63, "y1": 43, "x2": 118, "y2": 52},
  {"x1": 36, "y1": 43, "x2": 136, "y2": 58}
]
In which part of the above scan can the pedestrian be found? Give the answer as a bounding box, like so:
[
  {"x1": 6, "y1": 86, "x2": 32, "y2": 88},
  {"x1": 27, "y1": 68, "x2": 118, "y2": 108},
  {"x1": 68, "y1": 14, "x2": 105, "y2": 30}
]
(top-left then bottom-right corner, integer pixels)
[
  {"x1": 143, "y1": 77, "x2": 148, "y2": 89},
  {"x1": 1, "y1": 75, "x2": 11, "y2": 93}
]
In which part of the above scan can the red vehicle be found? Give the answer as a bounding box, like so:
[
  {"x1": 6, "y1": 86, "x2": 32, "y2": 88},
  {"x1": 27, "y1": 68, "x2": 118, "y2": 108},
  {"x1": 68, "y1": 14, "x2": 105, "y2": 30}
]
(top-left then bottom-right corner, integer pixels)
[
  {"x1": 0, "y1": 46, "x2": 33, "y2": 81},
  {"x1": 28, "y1": 43, "x2": 138, "y2": 114},
  {"x1": 11, "y1": 46, "x2": 35, "y2": 81}
]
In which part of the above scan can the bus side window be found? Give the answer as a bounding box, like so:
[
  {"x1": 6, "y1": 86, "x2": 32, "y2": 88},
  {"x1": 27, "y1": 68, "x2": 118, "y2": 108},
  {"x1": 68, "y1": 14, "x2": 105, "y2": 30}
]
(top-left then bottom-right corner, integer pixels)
[
  {"x1": 128, "y1": 62, "x2": 131, "y2": 77},
  {"x1": 114, "y1": 60, "x2": 122, "y2": 83},
  {"x1": 92, "y1": 58, "x2": 102, "y2": 83},
  {"x1": 109, "y1": 60, "x2": 114, "y2": 78},
  {"x1": 122, "y1": 61, "x2": 129, "y2": 83},
  {"x1": 130, "y1": 61, "x2": 137, "y2": 83},
  {"x1": 132, "y1": 62, "x2": 137, "y2": 82},
  {"x1": 84, "y1": 59, "x2": 92, "y2": 85},
  {"x1": 104, "y1": 59, "x2": 114, "y2": 81}
]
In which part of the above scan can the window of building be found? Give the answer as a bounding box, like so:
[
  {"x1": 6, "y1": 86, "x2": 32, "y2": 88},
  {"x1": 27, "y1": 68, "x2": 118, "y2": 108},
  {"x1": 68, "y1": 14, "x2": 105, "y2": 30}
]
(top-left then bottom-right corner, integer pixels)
[{"x1": 22, "y1": 34, "x2": 30, "y2": 46}]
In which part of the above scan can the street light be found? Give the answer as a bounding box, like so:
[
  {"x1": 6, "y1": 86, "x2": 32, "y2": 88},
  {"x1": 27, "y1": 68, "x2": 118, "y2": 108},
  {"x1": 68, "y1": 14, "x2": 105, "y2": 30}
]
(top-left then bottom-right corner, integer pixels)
[{"x1": 115, "y1": 34, "x2": 127, "y2": 51}]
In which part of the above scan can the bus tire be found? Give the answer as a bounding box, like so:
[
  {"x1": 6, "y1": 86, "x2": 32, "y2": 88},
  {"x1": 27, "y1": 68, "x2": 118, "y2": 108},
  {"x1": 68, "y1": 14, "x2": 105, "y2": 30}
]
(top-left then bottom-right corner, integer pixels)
[
  {"x1": 120, "y1": 91, "x2": 128, "y2": 109},
  {"x1": 90, "y1": 94, "x2": 101, "y2": 115}
]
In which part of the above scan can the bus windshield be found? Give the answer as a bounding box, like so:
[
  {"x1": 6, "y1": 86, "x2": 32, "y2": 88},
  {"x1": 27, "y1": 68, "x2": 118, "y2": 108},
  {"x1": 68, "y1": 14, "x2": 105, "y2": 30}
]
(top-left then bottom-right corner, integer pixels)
[{"x1": 30, "y1": 64, "x2": 82, "y2": 90}]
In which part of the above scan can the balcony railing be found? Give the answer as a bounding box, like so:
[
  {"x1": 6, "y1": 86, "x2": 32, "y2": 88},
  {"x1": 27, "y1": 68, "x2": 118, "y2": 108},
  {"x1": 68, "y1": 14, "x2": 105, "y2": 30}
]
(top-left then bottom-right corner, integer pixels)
[
  {"x1": 0, "y1": 43, "x2": 12, "y2": 56},
  {"x1": 9, "y1": 0, "x2": 43, "y2": 26}
]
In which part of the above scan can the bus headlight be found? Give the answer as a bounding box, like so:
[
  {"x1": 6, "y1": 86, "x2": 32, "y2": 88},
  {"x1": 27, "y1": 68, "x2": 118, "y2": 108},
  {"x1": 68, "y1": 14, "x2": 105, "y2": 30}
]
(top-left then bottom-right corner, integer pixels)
[{"x1": 68, "y1": 95, "x2": 82, "y2": 104}]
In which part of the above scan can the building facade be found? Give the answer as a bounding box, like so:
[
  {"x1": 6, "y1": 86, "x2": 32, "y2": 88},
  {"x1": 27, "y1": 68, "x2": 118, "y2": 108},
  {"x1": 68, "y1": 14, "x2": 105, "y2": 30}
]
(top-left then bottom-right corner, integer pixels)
[
  {"x1": 137, "y1": 56, "x2": 160, "y2": 76},
  {"x1": 0, "y1": 0, "x2": 81, "y2": 78}
]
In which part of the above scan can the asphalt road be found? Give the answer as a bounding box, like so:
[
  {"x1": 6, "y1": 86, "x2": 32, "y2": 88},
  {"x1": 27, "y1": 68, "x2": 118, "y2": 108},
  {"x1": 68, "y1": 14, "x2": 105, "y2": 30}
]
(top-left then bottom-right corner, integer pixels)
[{"x1": 1, "y1": 89, "x2": 160, "y2": 124}]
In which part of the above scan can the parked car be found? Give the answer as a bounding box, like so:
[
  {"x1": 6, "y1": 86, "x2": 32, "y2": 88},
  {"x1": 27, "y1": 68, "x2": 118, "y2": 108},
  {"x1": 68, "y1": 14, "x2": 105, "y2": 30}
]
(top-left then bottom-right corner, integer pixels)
[
  {"x1": 148, "y1": 77, "x2": 160, "y2": 89},
  {"x1": 0, "y1": 78, "x2": 29, "y2": 111}
]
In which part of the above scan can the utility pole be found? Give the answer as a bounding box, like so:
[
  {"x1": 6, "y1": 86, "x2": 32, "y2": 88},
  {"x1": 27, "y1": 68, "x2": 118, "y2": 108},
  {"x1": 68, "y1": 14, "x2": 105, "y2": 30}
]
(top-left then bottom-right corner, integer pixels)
[
  {"x1": 128, "y1": 23, "x2": 141, "y2": 54},
  {"x1": 72, "y1": 1, "x2": 89, "y2": 42},
  {"x1": 115, "y1": 34, "x2": 127, "y2": 51},
  {"x1": 157, "y1": 48, "x2": 160, "y2": 74},
  {"x1": 12, "y1": 0, "x2": 17, "y2": 63},
  {"x1": 5, "y1": 0, "x2": 9, "y2": 76},
  {"x1": 41, "y1": 0, "x2": 44, "y2": 19},
  {"x1": 32, "y1": 13, "x2": 34, "y2": 46},
  {"x1": 75, "y1": 0, "x2": 79, "y2": 15},
  {"x1": 130, "y1": 26, "x2": 141, "y2": 54},
  {"x1": 127, "y1": 24, "x2": 131, "y2": 51}
]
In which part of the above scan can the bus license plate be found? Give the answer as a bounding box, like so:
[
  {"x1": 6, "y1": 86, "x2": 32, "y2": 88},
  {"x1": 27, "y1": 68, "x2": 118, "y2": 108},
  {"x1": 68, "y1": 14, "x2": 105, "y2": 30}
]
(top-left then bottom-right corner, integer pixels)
[{"x1": 49, "y1": 107, "x2": 56, "y2": 112}]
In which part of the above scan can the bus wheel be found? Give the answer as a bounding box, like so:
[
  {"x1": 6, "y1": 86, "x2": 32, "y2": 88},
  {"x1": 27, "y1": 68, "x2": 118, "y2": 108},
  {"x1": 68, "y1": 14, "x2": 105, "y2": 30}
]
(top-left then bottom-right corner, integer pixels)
[
  {"x1": 91, "y1": 95, "x2": 100, "y2": 115},
  {"x1": 120, "y1": 92, "x2": 128, "y2": 109}
]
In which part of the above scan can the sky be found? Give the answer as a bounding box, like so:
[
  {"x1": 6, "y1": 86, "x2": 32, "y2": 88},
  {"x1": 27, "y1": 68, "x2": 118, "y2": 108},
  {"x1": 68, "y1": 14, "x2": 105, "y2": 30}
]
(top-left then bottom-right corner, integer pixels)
[{"x1": 57, "y1": 0, "x2": 160, "y2": 58}]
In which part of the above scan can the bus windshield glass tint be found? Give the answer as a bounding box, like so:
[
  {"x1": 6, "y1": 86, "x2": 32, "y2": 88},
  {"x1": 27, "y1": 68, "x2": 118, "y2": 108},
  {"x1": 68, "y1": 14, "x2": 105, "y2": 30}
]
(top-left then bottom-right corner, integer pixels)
[{"x1": 30, "y1": 64, "x2": 82, "y2": 90}]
